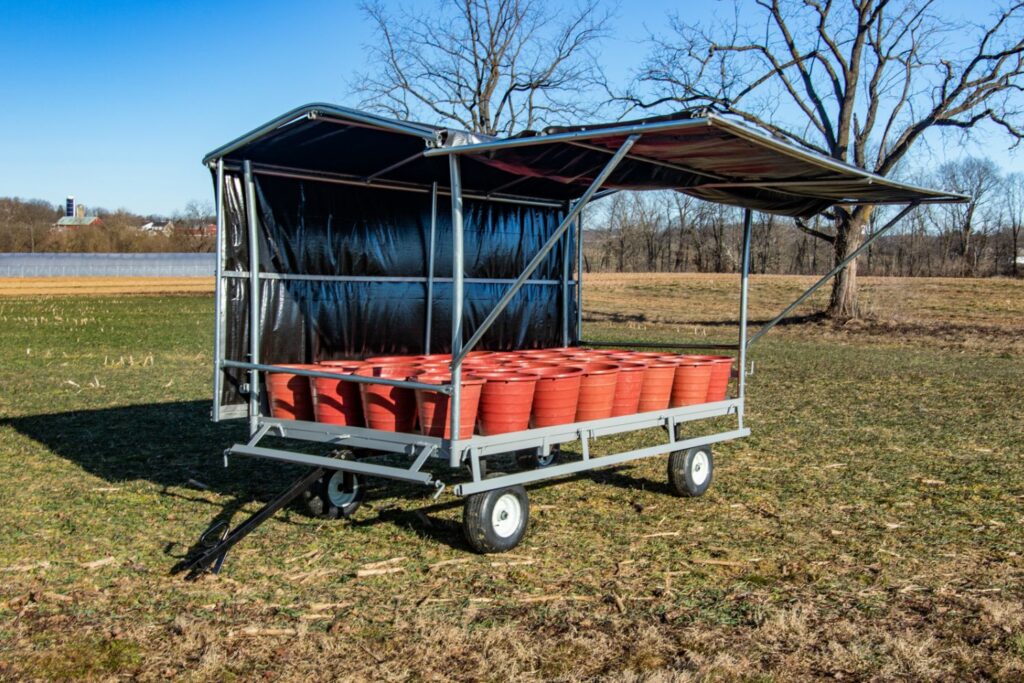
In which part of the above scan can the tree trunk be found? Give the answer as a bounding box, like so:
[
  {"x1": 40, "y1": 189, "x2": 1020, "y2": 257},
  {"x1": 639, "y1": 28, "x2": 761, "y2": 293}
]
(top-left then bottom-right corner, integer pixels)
[{"x1": 827, "y1": 211, "x2": 869, "y2": 319}]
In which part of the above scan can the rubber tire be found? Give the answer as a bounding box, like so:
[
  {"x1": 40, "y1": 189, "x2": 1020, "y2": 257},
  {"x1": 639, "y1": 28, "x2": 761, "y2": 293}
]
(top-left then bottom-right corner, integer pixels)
[
  {"x1": 515, "y1": 445, "x2": 558, "y2": 470},
  {"x1": 667, "y1": 446, "x2": 714, "y2": 497},
  {"x1": 462, "y1": 485, "x2": 530, "y2": 553},
  {"x1": 303, "y1": 468, "x2": 365, "y2": 519}
]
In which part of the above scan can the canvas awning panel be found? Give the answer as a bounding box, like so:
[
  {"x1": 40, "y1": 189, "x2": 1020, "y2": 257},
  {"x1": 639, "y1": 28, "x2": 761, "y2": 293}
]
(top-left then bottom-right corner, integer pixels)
[
  {"x1": 432, "y1": 114, "x2": 968, "y2": 217},
  {"x1": 205, "y1": 104, "x2": 966, "y2": 218}
]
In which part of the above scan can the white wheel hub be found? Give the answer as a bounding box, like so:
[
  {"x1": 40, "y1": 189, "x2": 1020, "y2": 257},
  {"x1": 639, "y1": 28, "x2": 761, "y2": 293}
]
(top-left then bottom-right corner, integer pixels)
[
  {"x1": 327, "y1": 471, "x2": 358, "y2": 507},
  {"x1": 690, "y1": 451, "x2": 710, "y2": 486},
  {"x1": 491, "y1": 493, "x2": 523, "y2": 538}
]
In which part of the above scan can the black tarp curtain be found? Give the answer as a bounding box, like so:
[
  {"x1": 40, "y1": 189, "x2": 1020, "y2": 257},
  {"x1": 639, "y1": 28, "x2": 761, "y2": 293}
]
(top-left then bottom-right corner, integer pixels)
[{"x1": 219, "y1": 173, "x2": 572, "y2": 412}]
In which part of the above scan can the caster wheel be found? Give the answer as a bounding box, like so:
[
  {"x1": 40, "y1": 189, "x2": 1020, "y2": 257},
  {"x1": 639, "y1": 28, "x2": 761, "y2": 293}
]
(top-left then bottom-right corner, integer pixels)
[
  {"x1": 303, "y1": 464, "x2": 365, "y2": 519},
  {"x1": 667, "y1": 446, "x2": 713, "y2": 497},
  {"x1": 516, "y1": 445, "x2": 558, "y2": 469},
  {"x1": 462, "y1": 485, "x2": 530, "y2": 553}
]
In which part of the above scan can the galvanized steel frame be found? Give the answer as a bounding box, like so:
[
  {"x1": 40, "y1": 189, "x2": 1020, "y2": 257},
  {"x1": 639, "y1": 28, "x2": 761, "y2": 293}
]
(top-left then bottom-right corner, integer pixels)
[{"x1": 210, "y1": 112, "x2": 928, "y2": 500}]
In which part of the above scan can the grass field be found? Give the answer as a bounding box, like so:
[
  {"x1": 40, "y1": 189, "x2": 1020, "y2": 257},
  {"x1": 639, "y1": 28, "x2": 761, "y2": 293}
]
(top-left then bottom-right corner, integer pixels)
[{"x1": 1, "y1": 274, "x2": 1022, "y2": 681}]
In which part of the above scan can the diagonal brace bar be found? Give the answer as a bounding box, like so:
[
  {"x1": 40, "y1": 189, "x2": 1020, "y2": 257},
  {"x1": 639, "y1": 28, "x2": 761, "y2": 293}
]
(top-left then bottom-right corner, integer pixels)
[
  {"x1": 747, "y1": 202, "x2": 919, "y2": 347},
  {"x1": 453, "y1": 134, "x2": 640, "y2": 364}
]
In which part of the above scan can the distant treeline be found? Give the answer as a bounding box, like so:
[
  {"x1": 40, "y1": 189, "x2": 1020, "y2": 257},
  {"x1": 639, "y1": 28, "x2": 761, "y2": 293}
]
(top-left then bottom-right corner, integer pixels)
[
  {"x1": 0, "y1": 197, "x2": 215, "y2": 253},
  {"x1": 584, "y1": 160, "x2": 1023, "y2": 279}
]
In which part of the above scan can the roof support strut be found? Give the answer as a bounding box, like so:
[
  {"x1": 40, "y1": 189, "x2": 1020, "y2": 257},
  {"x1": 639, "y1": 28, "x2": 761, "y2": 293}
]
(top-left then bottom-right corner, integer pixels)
[
  {"x1": 748, "y1": 202, "x2": 920, "y2": 346},
  {"x1": 451, "y1": 134, "x2": 640, "y2": 365}
]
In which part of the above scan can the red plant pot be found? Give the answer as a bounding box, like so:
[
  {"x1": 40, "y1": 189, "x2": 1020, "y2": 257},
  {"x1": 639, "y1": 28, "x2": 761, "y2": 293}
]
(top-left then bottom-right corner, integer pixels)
[
  {"x1": 265, "y1": 364, "x2": 318, "y2": 421},
  {"x1": 473, "y1": 370, "x2": 539, "y2": 435},
  {"x1": 636, "y1": 357, "x2": 679, "y2": 412},
  {"x1": 685, "y1": 355, "x2": 735, "y2": 401},
  {"x1": 413, "y1": 372, "x2": 485, "y2": 438},
  {"x1": 355, "y1": 364, "x2": 419, "y2": 432},
  {"x1": 667, "y1": 359, "x2": 714, "y2": 407},
  {"x1": 418, "y1": 353, "x2": 453, "y2": 364},
  {"x1": 365, "y1": 354, "x2": 425, "y2": 365},
  {"x1": 313, "y1": 361, "x2": 365, "y2": 426},
  {"x1": 520, "y1": 365, "x2": 584, "y2": 427},
  {"x1": 568, "y1": 361, "x2": 621, "y2": 421},
  {"x1": 610, "y1": 361, "x2": 648, "y2": 417}
]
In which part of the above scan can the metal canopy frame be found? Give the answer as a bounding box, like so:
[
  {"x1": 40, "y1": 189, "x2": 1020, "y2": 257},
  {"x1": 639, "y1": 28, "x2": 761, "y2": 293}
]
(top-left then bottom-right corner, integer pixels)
[{"x1": 203, "y1": 105, "x2": 959, "y2": 546}]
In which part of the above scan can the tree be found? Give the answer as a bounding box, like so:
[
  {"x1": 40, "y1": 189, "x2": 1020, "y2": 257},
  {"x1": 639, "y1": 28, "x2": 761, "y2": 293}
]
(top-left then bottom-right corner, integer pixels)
[
  {"x1": 625, "y1": 0, "x2": 1024, "y2": 317},
  {"x1": 934, "y1": 157, "x2": 1003, "y2": 275},
  {"x1": 354, "y1": 0, "x2": 610, "y2": 135},
  {"x1": 1007, "y1": 172, "x2": 1024, "y2": 277}
]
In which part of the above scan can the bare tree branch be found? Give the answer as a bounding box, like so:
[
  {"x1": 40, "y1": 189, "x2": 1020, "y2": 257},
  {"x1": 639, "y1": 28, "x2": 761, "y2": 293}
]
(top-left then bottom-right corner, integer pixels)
[{"x1": 353, "y1": 0, "x2": 611, "y2": 135}]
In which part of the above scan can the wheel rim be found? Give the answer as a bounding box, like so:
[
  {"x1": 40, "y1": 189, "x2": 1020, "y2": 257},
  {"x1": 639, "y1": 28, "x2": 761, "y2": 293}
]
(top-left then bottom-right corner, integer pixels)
[
  {"x1": 327, "y1": 471, "x2": 358, "y2": 507},
  {"x1": 536, "y1": 451, "x2": 555, "y2": 467},
  {"x1": 690, "y1": 451, "x2": 710, "y2": 486},
  {"x1": 491, "y1": 493, "x2": 523, "y2": 538}
]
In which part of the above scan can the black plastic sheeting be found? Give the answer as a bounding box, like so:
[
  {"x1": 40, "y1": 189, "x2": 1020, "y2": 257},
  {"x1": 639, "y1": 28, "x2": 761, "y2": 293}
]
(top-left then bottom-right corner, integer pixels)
[{"x1": 219, "y1": 173, "x2": 572, "y2": 412}]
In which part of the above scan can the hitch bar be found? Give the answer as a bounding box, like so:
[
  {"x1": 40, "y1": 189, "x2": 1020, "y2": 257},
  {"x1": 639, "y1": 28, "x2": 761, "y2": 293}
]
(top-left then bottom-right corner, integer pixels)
[{"x1": 172, "y1": 467, "x2": 325, "y2": 580}]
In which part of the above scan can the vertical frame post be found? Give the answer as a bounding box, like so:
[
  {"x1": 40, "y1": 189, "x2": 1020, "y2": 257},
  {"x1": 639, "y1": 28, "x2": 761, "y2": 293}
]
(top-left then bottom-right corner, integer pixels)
[
  {"x1": 424, "y1": 182, "x2": 438, "y2": 354},
  {"x1": 561, "y1": 201, "x2": 573, "y2": 346},
  {"x1": 448, "y1": 156, "x2": 465, "y2": 452},
  {"x1": 575, "y1": 211, "x2": 584, "y2": 344},
  {"x1": 737, "y1": 208, "x2": 753, "y2": 428},
  {"x1": 243, "y1": 160, "x2": 261, "y2": 435},
  {"x1": 211, "y1": 158, "x2": 225, "y2": 422}
]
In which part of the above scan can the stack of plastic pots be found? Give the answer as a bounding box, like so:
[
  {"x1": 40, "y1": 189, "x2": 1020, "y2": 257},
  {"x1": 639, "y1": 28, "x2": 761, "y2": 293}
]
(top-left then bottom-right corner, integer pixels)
[
  {"x1": 687, "y1": 355, "x2": 734, "y2": 401},
  {"x1": 264, "y1": 364, "x2": 318, "y2": 421},
  {"x1": 355, "y1": 363, "x2": 420, "y2": 432},
  {"x1": 568, "y1": 360, "x2": 621, "y2": 421},
  {"x1": 413, "y1": 372, "x2": 485, "y2": 438},
  {"x1": 667, "y1": 357, "x2": 714, "y2": 406},
  {"x1": 526, "y1": 365, "x2": 585, "y2": 427},
  {"x1": 631, "y1": 354, "x2": 680, "y2": 412},
  {"x1": 314, "y1": 360, "x2": 366, "y2": 426},
  {"x1": 609, "y1": 360, "x2": 647, "y2": 416},
  {"x1": 473, "y1": 369, "x2": 538, "y2": 435}
]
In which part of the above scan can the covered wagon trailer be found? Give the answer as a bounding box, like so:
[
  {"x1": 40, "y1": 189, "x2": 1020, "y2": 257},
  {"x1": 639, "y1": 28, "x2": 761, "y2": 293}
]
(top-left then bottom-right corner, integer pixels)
[{"x1": 178, "y1": 103, "x2": 963, "y2": 577}]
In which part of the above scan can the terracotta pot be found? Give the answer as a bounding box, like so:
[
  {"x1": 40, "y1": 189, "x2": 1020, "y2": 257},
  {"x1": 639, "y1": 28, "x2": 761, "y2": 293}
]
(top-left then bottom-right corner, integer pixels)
[
  {"x1": 520, "y1": 365, "x2": 584, "y2": 427},
  {"x1": 473, "y1": 370, "x2": 539, "y2": 435},
  {"x1": 365, "y1": 354, "x2": 425, "y2": 365},
  {"x1": 565, "y1": 351, "x2": 611, "y2": 362},
  {"x1": 265, "y1": 364, "x2": 317, "y2": 421},
  {"x1": 636, "y1": 357, "x2": 679, "y2": 412},
  {"x1": 418, "y1": 353, "x2": 453, "y2": 364},
  {"x1": 610, "y1": 361, "x2": 648, "y2": 417},
  {"x1": 667, "y1": 359, "x2": 714, "y2": 407},
  {"x1": 503, "y1": 359, "x2": 559, "y2": 369},
  {"x1": 520, "y1": 349, "x2": 565, "y2": 359},
  {"x1": 685, "y1": 355, "x2": 735, "y2": 401},
  {"x1": 413, "y1": 372, "x2": 485, "y2": 438},
  {"x1": 567, "y1": 361, "x2": 621, "y2": 421},
  {"x1": 313, "y1": 361, "x2": 365, "y2": 426},
  {"x1": 355, "y1": 364, "x2": 419, "y2": 432}
]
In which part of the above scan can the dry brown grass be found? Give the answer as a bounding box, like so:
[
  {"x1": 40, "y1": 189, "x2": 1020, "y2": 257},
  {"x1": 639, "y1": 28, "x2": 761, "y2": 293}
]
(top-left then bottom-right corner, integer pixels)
[
  {"x1": 0, "y1": 277, "x2": 214, "y2": 297},
  {"x1": 1, "y1": 279, "x2": 1023, "y2": 680},
  {"x1": 584, "y1": 273, "x2": 1024, "y2": 354}
]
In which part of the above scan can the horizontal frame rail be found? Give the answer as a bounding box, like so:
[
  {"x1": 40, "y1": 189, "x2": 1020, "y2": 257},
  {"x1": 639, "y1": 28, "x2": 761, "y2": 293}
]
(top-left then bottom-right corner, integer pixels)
[
  {"x1": 229, "y1": 444, "x2": 436, "y2": 485},
  {"x1": 220, "y1": 271, "x2": 572, "y2": 286},
  {"x1": 222, "y1": 161, "x2": 566, "y2": 209},
  {"x1": 582, "y1": 340, "x2": 740, "y2": 351},
  {"x1": 222, "y1": 360, "x2": 451, "y2": 394},
  {"x1": 455, "y1": 427, "x2": 750, "y2": 495}
]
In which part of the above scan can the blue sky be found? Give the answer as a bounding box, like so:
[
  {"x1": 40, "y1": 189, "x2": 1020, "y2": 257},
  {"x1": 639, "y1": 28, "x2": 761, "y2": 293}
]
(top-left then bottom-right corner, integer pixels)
[{"x1": 0, "y1": 0, "x2": 1019, "y2": 216}]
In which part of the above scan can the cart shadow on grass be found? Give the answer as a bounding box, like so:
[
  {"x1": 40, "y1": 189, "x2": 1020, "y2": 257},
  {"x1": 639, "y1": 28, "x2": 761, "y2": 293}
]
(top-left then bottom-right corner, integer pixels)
[{"x1": 2, "y1": 400, "x2": 673, "y2": 562}]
